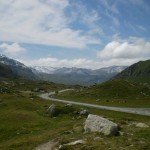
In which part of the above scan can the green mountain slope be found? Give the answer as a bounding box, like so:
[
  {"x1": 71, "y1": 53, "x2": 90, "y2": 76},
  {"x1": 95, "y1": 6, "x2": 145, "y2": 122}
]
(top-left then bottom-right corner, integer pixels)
[
  {"x1": 55, "y1": 80, "x2": 150, "y2": 107},
  {"x1": 114, "y1": 59, "x2": 150, "y2": 84},
  {"x1": 0, "y1": 63, "x2": 17, "y2": 79}
]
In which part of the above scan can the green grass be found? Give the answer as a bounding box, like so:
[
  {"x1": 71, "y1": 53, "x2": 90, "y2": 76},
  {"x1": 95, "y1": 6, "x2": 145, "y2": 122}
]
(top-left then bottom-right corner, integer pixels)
[
  {"x1": 54, "y1": 80, "x2": 150, "y2": 108},
  {"x1": 0, "y1": 93, "x2": 81, "y2": 150},
  {"x1": 0, "y1": 80, "x2": 150, "y2": 150},
  {"x1": 0, "y1": 93, "x2": 150, "y2": 150}
]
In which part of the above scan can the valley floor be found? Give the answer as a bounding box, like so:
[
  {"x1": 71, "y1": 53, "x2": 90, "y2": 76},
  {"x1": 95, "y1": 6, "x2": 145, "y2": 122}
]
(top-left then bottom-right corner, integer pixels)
[
  {"x1": 0, "y1": 91, "x2": 150, "y2": 150},
  {"x1": 40, "y1": 92, "x2": 150, "y2": 116}
]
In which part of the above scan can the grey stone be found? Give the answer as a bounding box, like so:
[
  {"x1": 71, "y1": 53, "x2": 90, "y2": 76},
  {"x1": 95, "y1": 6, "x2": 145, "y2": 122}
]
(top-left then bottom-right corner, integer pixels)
[
  {"x1": 47, "y1": 104, "x2": 56, "y2": 115},
  {"x1": 35, "y1": 139, "x2": 58, "y2": 150},
  {"x1": 84, "y1": 114, "x2": 118, "y2": 136},
  {"x1": 79, "y1": 109, "x2": 89, "y2": 116},
  {"x1": 136, "y1": 123, "x2": 149, "y2": 128},
  {"x1": 59, "y1": 140, "x2": 86, "y2": 149}
]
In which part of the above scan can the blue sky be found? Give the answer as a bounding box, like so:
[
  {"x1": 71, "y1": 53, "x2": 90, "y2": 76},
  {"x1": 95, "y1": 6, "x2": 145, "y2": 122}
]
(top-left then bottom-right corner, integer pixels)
[{"x1": 0, "y1": 0, "x2": 150, "y2": 69}]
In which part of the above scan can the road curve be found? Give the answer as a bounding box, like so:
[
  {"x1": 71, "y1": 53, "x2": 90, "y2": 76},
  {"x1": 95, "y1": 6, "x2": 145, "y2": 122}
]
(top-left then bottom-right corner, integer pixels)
[{"x1": 39, "y1": 90, "x2": 150, "y2": 116}]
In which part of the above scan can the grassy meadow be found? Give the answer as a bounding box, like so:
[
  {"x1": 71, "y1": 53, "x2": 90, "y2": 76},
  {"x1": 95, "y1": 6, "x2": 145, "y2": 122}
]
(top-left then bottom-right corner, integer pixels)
[
  {"x1": 0, "y1": 80, "x2": 150, "y2": 150},
  {"x1": 54, "y1": 80, "x2": 150, "y2": 108}
]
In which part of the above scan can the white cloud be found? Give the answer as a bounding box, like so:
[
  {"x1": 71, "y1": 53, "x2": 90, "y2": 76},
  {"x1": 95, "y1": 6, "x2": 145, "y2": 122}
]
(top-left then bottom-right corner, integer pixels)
[
  {"x1": 21, "y1": 56, "x2": 142, "y2": 70},
  {"x1": 23, "y1": 57, "x2": 100, "y2": 69},
  {"x1": 97, "y1": 38, "x2": 150, "y2": 59},
  {"x1": 101, "y1": 0, "x2": 119, "y2": 15},
  {"x1": 0, "y1": 42, "x2": 26, "y2": 56},
  {"x1": 18, "y1": 36, "x2": 150, "y2": 69},
  {"x1": 101, "y1": 0, "x2": 120, "y2": 27},
  {"x1": 0, "y1": 0, "x2": 100, "y2": 48}
]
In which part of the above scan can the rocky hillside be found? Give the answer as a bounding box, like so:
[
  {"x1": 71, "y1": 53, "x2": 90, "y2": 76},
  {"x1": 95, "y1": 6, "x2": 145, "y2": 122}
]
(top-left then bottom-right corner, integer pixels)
[{"x1": 0, "y1": 54, "x2": 37, "y2": 80}]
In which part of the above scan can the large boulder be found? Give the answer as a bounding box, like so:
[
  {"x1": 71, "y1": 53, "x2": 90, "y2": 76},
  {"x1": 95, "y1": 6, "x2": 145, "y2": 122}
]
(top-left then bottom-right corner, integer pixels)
[{"x1": 84, "y1": 114, "x2": 119, "y2": 136}]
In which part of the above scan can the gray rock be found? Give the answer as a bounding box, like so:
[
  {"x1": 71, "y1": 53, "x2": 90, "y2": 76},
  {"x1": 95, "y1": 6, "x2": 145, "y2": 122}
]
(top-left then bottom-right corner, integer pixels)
[
  {"x1": 47, "y1": 104, "x2": 56, "y2": 115},
  {"x1": 84, "y1": 114, "x2": 118, "y2": 136},
  {"x1": 59, "y1": 139, "x2": 86, "y2": 149},
  {"x1": 79, "y1": 109, "x2": 89, "y2": 116},
  {"x1": 35, "y1": 139, "x2": 58, "y2": 150},
  {"x1": 136, "y1": 123, "x2": 149, "y2": 128},
  {"x1": 65, "y1": 103, "x2": 73, "y2": 107}
]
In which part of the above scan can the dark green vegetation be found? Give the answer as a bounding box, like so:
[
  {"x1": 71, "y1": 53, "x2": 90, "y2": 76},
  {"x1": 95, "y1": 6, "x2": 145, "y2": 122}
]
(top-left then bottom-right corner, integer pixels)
[
  {"x1": 0, "y1": 89, "x2": 150, "y2": 149},
  {"x1": 0, "y1": 79, "x2": 66, "y2": 94},
  {"x1": 55, "y1": 80, "x2": 150, "y2": 108},
  {"x1": 0, "y1": 63, "x2": 17, "y2": 79},
  {"x1": 114, "y1": 59, "x2": 150, "y2": 85}
]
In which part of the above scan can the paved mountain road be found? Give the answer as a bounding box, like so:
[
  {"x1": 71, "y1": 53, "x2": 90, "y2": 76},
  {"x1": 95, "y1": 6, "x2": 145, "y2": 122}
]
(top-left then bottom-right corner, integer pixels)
[{"x1": 39, "y1": 90, "x2": 150, "y2": 116}]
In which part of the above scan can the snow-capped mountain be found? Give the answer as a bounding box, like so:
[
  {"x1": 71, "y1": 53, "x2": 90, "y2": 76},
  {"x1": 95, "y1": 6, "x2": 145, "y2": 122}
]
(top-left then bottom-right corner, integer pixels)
[
  {"x1": 0, "y1": 54, "x2": 37, "y2": 80},
  {"x1": 53, "y1": 67, "x2": 93, "y2": 75},
  {"x1": 33, "y1": 65, "x2": 127, "y2": 85},
  {"x1": 33, "y1": 66, "x2": 57, "y2": 74},
  {"x1": 97, "y1": 66, "x2": 127, "y2": 74},
  {"x1": 0, "y1": 54, "x2": 127, "y2": 85},
  {"x1": 0, "y1": 54, "x2": 27, "y2": 68},
  {"x1": 33, "y1": 65, "x2": 126, "y2": 75}
]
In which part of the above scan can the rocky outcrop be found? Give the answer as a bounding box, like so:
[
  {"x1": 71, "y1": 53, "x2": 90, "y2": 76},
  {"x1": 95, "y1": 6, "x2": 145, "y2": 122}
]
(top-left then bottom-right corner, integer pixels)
[
  {"x1": 47, "y1": 104, "x2": 57, "y2": 116},
  {"x1": 84, "y1": 114, "x2": 118, "y2": 135}
]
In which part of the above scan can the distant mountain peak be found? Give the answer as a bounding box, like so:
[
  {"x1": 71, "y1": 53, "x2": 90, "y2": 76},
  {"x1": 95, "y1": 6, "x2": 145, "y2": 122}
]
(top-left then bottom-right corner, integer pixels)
[
  {"x1": 33, "y1": 65, "x2": 127, "y2": 85},
  {"x1": 99, "y1": 66, "x2": 127, "y2": 73}
]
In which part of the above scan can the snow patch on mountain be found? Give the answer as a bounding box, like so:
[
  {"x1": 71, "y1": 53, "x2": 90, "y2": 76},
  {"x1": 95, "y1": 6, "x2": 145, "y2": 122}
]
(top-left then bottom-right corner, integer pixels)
[
  {"x1": 100, "y1": 66, "x2": 127, "y2": 74},
  {"x1": 32, "y1": 66, "x2": 58, "y2": 74},
  {"x1": 32, "y1": 65, "x2": 127, "y2": 75},
  {"x1": 0, "y1": 54, "x2": 27, "y2": 68}
]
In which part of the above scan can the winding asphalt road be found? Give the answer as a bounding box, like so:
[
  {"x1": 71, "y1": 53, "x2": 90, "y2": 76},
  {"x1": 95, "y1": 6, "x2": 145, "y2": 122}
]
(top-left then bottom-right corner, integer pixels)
[{"x1": 39, "y1": 89, "x2": 150, "y2": 116}]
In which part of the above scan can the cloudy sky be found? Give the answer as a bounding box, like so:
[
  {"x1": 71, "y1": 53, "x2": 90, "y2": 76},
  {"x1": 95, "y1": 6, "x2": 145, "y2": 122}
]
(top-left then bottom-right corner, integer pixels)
[{"x1": 0, "y1": 0, "x2": 150, "y2": 69}]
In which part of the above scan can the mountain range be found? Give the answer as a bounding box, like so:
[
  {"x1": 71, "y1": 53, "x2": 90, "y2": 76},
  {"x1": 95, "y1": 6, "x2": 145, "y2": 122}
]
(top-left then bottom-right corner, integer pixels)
[
  {"x1": 1, "y1": 54, "x2": 150, "y2": 86},
  {"x1": 33, "y1": 66, "x2": 127, "y2": 85},
  {"x1": 0, "y1": 55, "x2": 127, "y2": 85}
]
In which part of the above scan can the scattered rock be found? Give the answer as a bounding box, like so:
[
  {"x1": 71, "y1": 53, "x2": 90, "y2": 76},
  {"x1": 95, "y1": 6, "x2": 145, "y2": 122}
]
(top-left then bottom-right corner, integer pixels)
[
  {"x1": 84, "y1": 114, "x2": 119, "y2": 136},
  {"x1": 136, "y1": 123, "x2": 149, "y2": 128},
  {"x1": 65, "y1": 103, "x2": 72, "y2": 107},
  {"x1": 59, "y1": 139, "x2": 86, "y2": 149},
  {"x1": 47, "y1": 104, "x2": 56, "y2": 112},
  {"x1": 35, "y1": 139, "x2": 59, "y2": 150},
  {"x1": 47, "y1": 104, "x2": 57, "y2": 116},
  {"x1": 79, "y1": 109, "x2": 89, "y2": 116}
]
